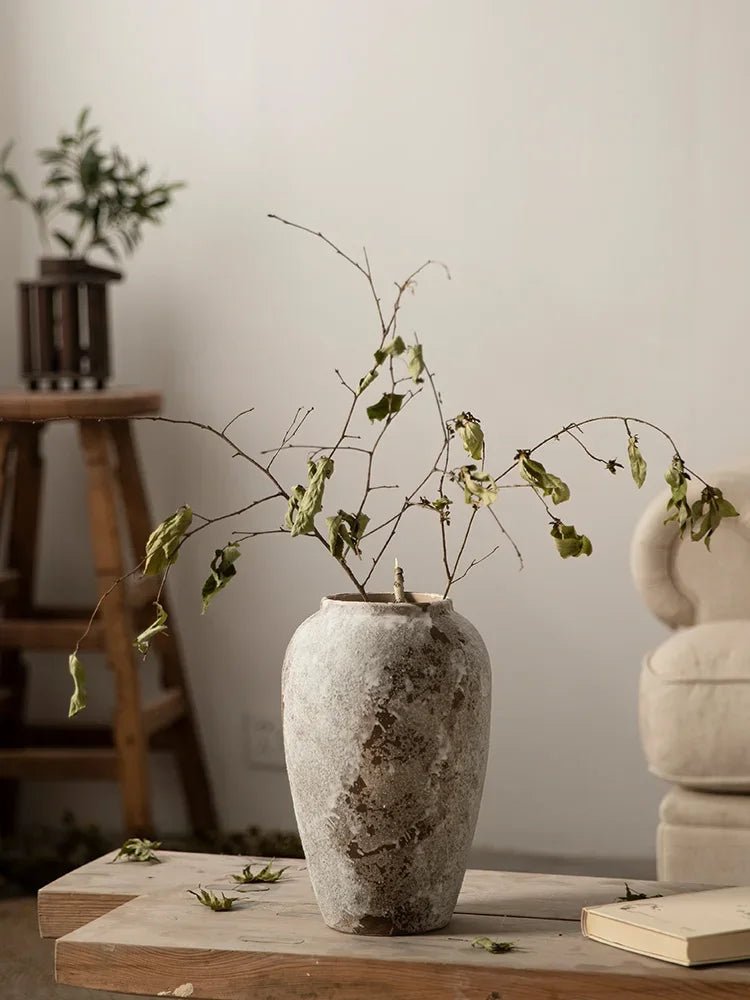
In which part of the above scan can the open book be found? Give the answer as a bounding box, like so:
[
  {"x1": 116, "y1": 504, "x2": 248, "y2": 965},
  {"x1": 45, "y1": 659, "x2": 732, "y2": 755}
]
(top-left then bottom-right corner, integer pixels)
[{"x1": 582, "y1": 886, "x2": 750, "y2": 967}]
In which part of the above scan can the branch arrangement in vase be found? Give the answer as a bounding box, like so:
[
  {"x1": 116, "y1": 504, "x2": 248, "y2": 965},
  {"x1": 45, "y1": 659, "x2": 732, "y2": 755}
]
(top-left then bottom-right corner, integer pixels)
[
  {"x1": 0, "y1": 108, "x2": 183, "y2": 261},
  {"x1": 65, "y1": 214, "x2": 738, "y2": 715}
]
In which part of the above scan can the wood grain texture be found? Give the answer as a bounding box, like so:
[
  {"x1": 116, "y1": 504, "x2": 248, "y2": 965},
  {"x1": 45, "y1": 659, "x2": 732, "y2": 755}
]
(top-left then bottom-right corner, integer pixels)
[
  {"x1": 53, "y1": 873, "x2": 750, "y2": 1000},
  {"x1": 39, "y1": 852, "x2": 311, "y2": 938},
  {"x1": 79, "y1": 422, "x2": 151, "y2": 834},
  {"x1": 38, "y1": 851, "x2": 699, "y2": 939},
  {"x1": 0, "y1": 389, "x2": 161, "y2": 421},
  {"x1": 111, "y1": 419, "x2": 217, "y2": 835}
]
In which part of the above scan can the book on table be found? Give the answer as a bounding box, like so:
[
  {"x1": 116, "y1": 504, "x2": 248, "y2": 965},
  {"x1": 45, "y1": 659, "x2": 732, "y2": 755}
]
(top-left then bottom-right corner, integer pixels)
[{"x1": 582, "y1": 886, "x2": 750, "y2": 967}]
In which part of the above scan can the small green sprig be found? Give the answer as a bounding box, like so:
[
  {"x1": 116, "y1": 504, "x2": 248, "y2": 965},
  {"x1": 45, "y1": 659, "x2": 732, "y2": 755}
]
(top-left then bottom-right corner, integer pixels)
[
  {"x1": 230, "y1": 860, "x2": 289, "y2": 884},
  {"x1": 188, "y1": 886, "x2": 238, "y2": 911},
  {"x1": 471, "y1": 937, "x2": 518, "y2": 954},
  {"x1": 617, "y1": 883, "x2": 663, "y2": 902},
  {"x1": 111, "y1": 837, "x2": 162, "y2": 863}
]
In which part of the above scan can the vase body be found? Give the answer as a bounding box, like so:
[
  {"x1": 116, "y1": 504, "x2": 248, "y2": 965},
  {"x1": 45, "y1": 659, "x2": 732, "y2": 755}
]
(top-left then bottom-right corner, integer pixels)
[{"x1": 282, "y1": 592, "x2": 491, "y2": 935}]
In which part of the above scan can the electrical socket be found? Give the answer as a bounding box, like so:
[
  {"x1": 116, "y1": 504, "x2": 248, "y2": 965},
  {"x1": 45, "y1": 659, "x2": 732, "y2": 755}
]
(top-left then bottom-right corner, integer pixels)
[{"x1": 242, "y1": 713, "x2": 286, "y2": 771}]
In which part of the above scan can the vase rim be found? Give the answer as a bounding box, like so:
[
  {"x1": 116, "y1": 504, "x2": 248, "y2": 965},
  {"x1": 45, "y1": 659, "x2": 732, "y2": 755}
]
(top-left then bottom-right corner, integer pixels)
[{"x1": 321, "y1": 592, "x2": 453, "y2": 613}]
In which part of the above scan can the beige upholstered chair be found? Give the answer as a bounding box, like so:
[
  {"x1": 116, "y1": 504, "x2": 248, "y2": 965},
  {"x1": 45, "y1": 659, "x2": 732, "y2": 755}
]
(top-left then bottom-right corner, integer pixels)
[{"x1": 631, "y1": 469, "x2": 750, "y2": 884}]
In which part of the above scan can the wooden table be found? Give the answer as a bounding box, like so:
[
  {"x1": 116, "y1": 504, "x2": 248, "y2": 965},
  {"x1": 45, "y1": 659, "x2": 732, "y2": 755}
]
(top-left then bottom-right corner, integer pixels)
[{"x1": 38, "y1": 851, "x2": 750, "y2": 999}]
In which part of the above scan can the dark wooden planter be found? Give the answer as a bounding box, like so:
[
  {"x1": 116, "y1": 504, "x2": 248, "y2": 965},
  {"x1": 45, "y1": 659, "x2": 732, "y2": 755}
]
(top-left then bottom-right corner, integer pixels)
[{"x1": 18, "y1": 258, "x2": 122, "y2": 390}]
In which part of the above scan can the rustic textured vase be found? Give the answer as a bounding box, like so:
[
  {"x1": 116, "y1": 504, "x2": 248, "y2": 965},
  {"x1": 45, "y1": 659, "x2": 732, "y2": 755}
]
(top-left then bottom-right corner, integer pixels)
[{"x1": 282, "y1": 593, "x2": 491, "y2": 935}]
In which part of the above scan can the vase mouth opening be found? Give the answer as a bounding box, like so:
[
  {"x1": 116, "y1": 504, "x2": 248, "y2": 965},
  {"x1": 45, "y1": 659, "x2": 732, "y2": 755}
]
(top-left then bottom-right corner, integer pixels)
[{"x1": 322, "y1": 592, "x2": 453, "y2": 612}]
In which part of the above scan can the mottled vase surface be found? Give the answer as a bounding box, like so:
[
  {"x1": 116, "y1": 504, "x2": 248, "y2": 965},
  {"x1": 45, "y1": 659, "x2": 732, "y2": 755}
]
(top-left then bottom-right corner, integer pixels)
[{"x1": 282, "y1": 593, "x2": 491, "y2": 935}]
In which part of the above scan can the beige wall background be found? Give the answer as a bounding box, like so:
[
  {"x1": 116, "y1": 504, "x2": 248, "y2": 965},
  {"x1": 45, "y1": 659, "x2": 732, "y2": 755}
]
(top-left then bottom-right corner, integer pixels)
[{"x1": 1, "y1": 0, "x2": 748, "y2": 860}]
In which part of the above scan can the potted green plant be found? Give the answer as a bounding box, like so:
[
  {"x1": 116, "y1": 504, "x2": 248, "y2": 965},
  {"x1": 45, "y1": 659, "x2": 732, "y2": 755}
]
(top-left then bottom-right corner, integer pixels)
[
  {"x1": 0, "y1": 109, "x2": 182, "y2": 388},
  {"x1": 68, "y1": 215, "x2": 738, "y2": 936}
]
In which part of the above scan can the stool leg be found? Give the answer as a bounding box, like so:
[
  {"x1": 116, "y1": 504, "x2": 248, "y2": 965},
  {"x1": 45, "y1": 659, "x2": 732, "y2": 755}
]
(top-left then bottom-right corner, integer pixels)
[
  {"x1": 110, "y1": 420, "x2": 217, "y2": 835},
  {"x1": 78, "y1": 421, "x2": 152, "y2": 836},
  {"x1": 0, "y1": 424, "x2": 41, "y2": 835}
]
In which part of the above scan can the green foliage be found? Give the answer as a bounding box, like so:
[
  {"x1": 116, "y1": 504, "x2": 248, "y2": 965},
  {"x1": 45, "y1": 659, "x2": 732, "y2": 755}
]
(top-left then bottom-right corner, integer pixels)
[
  {"x1": 550, "y1": 521, "x2": 593, "y2": 558},
  {"x1": 451, "y1": 465, "x2": 498, "y2": 507},
  {"x1": 690, "y1": 486, "x2": 739, "y2": 549},
  {"x1": 143, "y1": 506, "x2": 193, "y2": 576},
  {"x1": 285, "y1": 458, "x2": 334, "y2": 537},
  {"x1": 201, "y1": 543, "x2": 241, "y2": 612},
  {"x1": 452, "y1": 412, "x2": 484, "y2": 461},
  {"x1": 112, "y1": 838, "x2": 162, "y2": 864},
  {"x1": 326, "y1": 510, "x2": 369, "y2": 559},
  {"x1": 134, "y1": 602, "x2": 168, "y2": 655},
  {"x1": 518, "y1": 451, "x2": 570, "y2": 504},
  {"x1": 68, "y1": 653, "x2": 86, "y2": 717},
  {"x1": 230, "y1": 860, "x2": 289, "y2": 884},
  {"x1": 188, "y1": 886, "x2": 238, "y2": 911},
  {"x1": 627, "y1": 435, "x2": 647, "y2": 488},
  {"x1": 366, "y1": 393, "x2": 405, "y2": 422},
  {"x1": 0, "y1": 108, "x2": 183, "y2": 261},
  {"x1": 471, "y1": 937, "x2": 518, "y2": 954}
]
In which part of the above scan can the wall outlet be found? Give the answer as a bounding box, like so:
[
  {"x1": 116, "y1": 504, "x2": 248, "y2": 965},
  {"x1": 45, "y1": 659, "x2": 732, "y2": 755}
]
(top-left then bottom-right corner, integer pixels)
[{"x1": 242, "y1": 713, "x2": 286, "y2": 771}]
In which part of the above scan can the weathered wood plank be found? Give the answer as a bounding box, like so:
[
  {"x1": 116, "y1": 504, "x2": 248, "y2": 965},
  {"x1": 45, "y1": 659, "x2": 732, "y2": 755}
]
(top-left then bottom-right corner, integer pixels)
[
  {"x1": 38, "y1": 851, "x2": 697, "y2": 940},
  {"x1": 53, "y1": 881, "x2": 750, "y2": 1000}
]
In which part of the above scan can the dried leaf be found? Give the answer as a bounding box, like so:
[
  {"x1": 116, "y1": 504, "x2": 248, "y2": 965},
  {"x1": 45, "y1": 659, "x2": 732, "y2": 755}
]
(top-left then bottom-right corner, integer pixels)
[
  {"x1": 112, "y1": 838, "x2": 162, "y2": 863},
  {"x1": 201, "y1": 543, "x2": 241, "y2": 612},
  {"x1": 689, "y1": 486, "x2": 739, "y2": 549},
  {"x1": 550, "y1": 521, "x2": 593, "y2": 558},
  {"x1": 518, "y1": 452, "x2": 570, "y2": 504},
  {"x1": 373, "y1": 336, "x2": 406, "y2": 365},
  {"x1": 326, "y1": 510, "x2": 370, "y2": 559},
  {"x1": 453, "y1": 412, "x2": 484, "y2": 461},
  {"x1": 627, "y1": 435, "x2": 647, "y2": 488},
  {"x1": 230, "y1": 861, "x2": 289, "y2": 884},
  {"x1": 287, "y1": 458, "x2": 334, "y2": 537},
  {"x1": 617, "y1": 883, "x2": 662, "y2": 902},
  {"x1": 366, "y1": 393, "x2": 405, "y2": 422},
  {"x1": 452, "y1": 465, "x2": 498, "y2": 507},
  {"x1": 357, "y1": 367, "x2": 379, "y2": 394},
  {"x1": 405, "y1": 344, "x2": 424, "y2": 383},
  {"x1": 134, "y1": 602, "x2": 168, "y2": 655},
  {"x1": 144, "y1": 506, "x2": 193, "y2": 576},
  {"x1": 471, "y1": 937, "x2": 518, "y2": 954},
  {"x1": 68, "y1": 653, "x2": 87, "y2": 717},
  {"x1": 188, "y1": 886, "x2": 238, "y2": 911}
]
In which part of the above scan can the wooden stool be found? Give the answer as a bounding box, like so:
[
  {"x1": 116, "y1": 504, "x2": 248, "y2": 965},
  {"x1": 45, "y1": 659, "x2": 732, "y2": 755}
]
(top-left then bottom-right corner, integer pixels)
[{"x1": 0, "y1": 389, "x2": 216, "y2": 837}]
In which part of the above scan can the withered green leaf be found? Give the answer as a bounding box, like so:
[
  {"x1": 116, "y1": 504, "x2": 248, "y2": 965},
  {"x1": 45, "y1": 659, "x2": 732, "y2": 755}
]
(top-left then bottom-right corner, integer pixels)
[
  {"x1": 111, "y1": 838, "x2": 162, "y2": 864},
  {"x1": 550, "y1": 521, "x2": 593, "y2": 558},
  {"x1": 366, "y1": 393, "x2": 405, "y2": 422},
  {"x1": 373, "y1": 335, "x2": 406, "y2": 365},
  {"x1": 68, "y1": 652, "x2": 87, "y2": 717},
  {"x1": 188, "y1": 886, "x2": 238, "y2": 911},
  {"x1": 627, "y1": 435, "x2": 647, "y2": 488},
  {"x1": 664, "y1": 456, "x2": 691, "y2": 536},
  {"x1": 357, "y1": 367, "x2": 379, "y2": 394},
  {"x1": 326, "y1": 510, "x2": 370, "y2": 559},
  {"x1": 287, "y1": 458, "x2": 334, "y2": 536},
  {"x1": 405, "y1": 344, "x2": 424, "y2": 383},
  {"x1": 143, "y1": 505, "x2": 193, "y2": 576},
  {"x1": 453, "y1": 412, "x2": 484, "y2": 461},
  {"x1": 689, "y1": 486, "x2": 739, "y2": 549},
  {"x1": 453, "y1": 465, "x2": 498, "y2": 507},
  {"x1": 471, "y1": 937, "x2": 518, "y2": 954},
  {"x1": 134, "y1": 601, "x2": 168, "y2": 655},
  {"x1": 201, "y1": 543, "x2": 241, "y2": 612},
  {"x1": 230, "y1": 860, "x2": 289, "y2": 884},
  {"x1": 518, "y1": 452, "x2": 570, "y2": 505}
]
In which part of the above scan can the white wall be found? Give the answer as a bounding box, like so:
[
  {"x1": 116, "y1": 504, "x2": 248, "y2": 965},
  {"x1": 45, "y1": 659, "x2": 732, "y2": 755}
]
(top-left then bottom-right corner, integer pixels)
[{"x1": 2, "y1": 0, "x2": 749, "y2": 859}]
